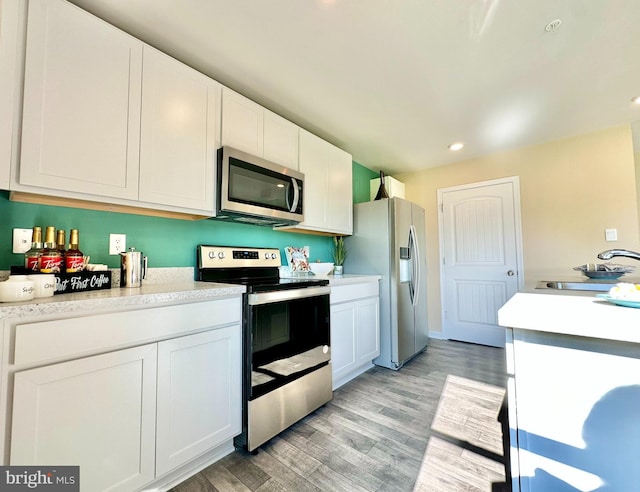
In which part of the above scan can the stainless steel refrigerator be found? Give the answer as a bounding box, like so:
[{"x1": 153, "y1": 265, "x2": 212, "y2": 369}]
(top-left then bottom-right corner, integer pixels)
[{"x1": 345, "y1": 197, "x2": 428, "y2": 370}]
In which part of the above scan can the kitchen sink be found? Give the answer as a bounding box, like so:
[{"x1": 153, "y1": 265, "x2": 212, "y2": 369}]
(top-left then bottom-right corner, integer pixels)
[{"x1": 536, "y1": 281, "x2": 615, "y2": 292}]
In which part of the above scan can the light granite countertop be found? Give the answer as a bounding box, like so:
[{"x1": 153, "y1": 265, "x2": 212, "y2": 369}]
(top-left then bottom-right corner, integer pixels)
[
  {"x1": 498, "y1": 292, "x2": 640, "y2": 344},
  {"x1": 327, "y1": 274, "x2": 382, "y2": 285},
  {"x1": 0, "y1": 267, "x2": 245, "y2": 320},
  {"x1": 0, "y1": 269, "x2": 380, "y2": 320},
  {"x1": 0, "y1": 281, "x2": 245, "y2": 320},
  {"x1": 277, "y1": 274, "x2": 381, "y2": 285}
]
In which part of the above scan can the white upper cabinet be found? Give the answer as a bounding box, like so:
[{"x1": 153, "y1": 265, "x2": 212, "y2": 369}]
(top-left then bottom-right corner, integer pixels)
[
  {"x1": 16, "y1": 0, "x2": 221, "y2": 215},
  {"x1": 298, "y1": 129, "x2": 327, "y2": 229},
  {"x1": 296, "y1": 129, "x2": 353, "y2": 235},
  {"x1": 12, "y1": 0, "x2": 354, "y2": 223},
  {"x1": 139, "y1": 46, "x2": 220, "y2": 213},
  {"x1": 327, "y1": 143, "x2": 354, "y2": 234},
  {"x1": 20, "y1": 0, "x2": 142, "y2": 199},
  {"x1": 221, "y1": 87, "x2": 264, "y2": 156},
  {"x1": 263, "y1": 109, "x2": 299, "y2": 170},
  {"x1": 0, "y1": 0, "x2": 20, "y2": 190},
  {"x1": 221, "y1": 87, "x2": 299, "y2": 169}
]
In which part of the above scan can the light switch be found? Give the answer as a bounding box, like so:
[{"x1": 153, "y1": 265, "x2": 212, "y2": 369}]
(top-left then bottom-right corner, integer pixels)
[
  {"x1": 605, "y1": 228, "x2": 618, "y2": 242},
  {"x1": 12, "y1": 228, "x2": 33, "y2": 253}
]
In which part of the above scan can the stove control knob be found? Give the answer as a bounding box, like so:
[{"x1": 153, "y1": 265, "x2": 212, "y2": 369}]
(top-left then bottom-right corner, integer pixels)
[
  {"x1": 264, "y1": 253, "x2": 270, "y2": 260},
  {"x1": 271, "y1": 253, "x2": 277, "y2": 259},
  {"x1": 208, "y1": 251, "x2": 215, "y2": 259},
  {"x1": 218, "y1": 251, "x2": 225, "y2": 259}
]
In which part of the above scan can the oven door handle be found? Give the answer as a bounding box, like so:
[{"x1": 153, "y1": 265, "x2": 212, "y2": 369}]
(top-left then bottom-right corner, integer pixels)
[{"x1": 248, "y1": 286, "x2": 331, "y2": 305}]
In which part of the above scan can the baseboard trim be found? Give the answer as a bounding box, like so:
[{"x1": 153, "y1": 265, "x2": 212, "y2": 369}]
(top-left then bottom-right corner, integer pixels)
[{"x1": 144, "y1": 440, "x2": 235, "y2": 491}]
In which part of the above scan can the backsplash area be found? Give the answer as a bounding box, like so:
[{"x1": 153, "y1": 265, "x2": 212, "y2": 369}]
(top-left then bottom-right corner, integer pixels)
[
  {"x1": 0, "y1": 163, "x2": 378, "y2": 271},
  {"x1": 0, "y1": 191, "x2": 332, "y2": 270}
]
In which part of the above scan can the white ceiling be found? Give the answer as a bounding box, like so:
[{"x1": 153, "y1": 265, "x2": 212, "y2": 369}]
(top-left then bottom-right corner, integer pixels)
[{"x1": 69, "y1": 0, "x2": 640, "y2": 175}]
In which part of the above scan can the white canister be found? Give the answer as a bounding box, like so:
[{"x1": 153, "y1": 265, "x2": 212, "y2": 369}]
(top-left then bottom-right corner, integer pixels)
[
  {"x1": 27, "y1": 274, "x2": 56, "y2": 298},
  {"x1": 6, "y1": 274, "x2": 29, "y2": 282},
  {"x1": 0, "y1": 277, "x2": 35, "y2": 302}
]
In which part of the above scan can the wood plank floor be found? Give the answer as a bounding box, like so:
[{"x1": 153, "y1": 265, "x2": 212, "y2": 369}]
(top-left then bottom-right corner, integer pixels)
[{"x1": 169, "y1": 339, "x2": 508, "y2": 492}]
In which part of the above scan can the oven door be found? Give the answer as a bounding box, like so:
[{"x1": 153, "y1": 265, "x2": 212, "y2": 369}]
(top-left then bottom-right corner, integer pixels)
[
  {"x1": 246, "y1": 286, "x2": 330, "y2": 400},
  {"x1": 218, "y1": 146, "x2": 304, "y2": 225}
]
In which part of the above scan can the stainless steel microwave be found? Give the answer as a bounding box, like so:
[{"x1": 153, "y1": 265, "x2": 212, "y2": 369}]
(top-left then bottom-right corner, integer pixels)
[{"x1": 216, "y1": 146, "x2": 304, "y2": 226}]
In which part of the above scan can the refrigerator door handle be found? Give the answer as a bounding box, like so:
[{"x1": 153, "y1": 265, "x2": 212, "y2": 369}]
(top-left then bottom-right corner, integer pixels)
[{"x1": 409, "y1": 225, "x2": 420, "y2": 307}]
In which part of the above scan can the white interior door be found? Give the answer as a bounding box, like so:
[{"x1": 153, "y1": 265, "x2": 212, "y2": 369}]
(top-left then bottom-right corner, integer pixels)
[{"x1": 440, "y1": 178, "x2": 522, "y2": 347}]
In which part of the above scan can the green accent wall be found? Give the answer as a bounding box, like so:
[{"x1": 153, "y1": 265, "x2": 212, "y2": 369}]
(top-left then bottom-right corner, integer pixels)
[
  {"x1": 352, "y1": 161, "x2": 377, "y2": 203},
  {"x1": 0, "y1": 161, "x2": 376, "y2": 270}
]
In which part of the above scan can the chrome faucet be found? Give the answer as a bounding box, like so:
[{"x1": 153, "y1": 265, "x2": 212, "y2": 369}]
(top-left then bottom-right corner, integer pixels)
[{"x1": 597, "y1": 249, "x2": 640, "y2": 261}]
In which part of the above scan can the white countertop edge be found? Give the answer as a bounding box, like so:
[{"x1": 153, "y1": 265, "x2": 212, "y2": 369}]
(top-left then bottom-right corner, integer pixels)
[
  {"x1": 0, "y1": 274, "x2": 382, "y2": 320},
  {"x1": 327, "y1": 274, "x2": 382, "y2": 285},
  {"x1": 498, "y1": 292, "x2": 640, "y2": 344},
  {"x1": 0, "y1": 282, "x2": 245, "y2": 320}
]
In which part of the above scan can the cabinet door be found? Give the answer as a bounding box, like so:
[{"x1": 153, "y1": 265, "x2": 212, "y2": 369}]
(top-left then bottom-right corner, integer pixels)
[
  {"x1": 298, "y1": 129, "x2": 329, "y2": 230},
  {"x1": 298, "y1": 129, "x2": 353, "y2": 234},
  {"x1": 139, "y1": 46, "x2": 220, "y2": 213},
  {"x1": 263, "y1": 109, "x2": 299, "y2": 169},
  {"x1": 330, "y1": 302, "x2": 358, "y2": 385},
  {"x1": 156, "y1": 326, "x2": 241, "y2": 476},
  {"x1": 0, "y1": 0, "x2": 19, "y2": 189},
  {"x1": 221, "y1": 87, "x2": 264, "y2": 156},
  {"x1": 11, "y1": 344, "x2": 157, "y2": 492},
  {"x1": 327, "y1": 144, "x2": 353, "y2": 235},
  {"x1": 20, "y1": 0, "x2": 142, "y2": 199},
  {"x1": 356, "y1": 297, "x2": 380, "y2": 363}
]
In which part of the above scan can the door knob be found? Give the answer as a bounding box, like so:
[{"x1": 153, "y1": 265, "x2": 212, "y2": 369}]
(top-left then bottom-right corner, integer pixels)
[{"x1": 507, "y1": 270, "x2": 515, "y2": 276}]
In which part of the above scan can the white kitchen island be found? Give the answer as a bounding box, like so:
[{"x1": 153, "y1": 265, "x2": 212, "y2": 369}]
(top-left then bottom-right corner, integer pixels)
[{"x1": 498, "y1": 292, "x2": 640, "y2": 492}]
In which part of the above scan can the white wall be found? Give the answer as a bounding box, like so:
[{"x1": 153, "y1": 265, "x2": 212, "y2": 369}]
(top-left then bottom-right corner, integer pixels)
[{"x1": 396, "y1": 125, "x2": 640, "y2": 336}]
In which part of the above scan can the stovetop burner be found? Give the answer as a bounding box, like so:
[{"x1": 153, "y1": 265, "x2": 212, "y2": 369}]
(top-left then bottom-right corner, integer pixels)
[{"x1": 197, "y1": 245, "x2": 329, "y2": 292}]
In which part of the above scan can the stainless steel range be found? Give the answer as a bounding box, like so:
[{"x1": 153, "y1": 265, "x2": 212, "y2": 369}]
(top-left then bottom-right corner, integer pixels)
[{"x1": 197, "y1": 245, "x2": 332, "y2": 452}]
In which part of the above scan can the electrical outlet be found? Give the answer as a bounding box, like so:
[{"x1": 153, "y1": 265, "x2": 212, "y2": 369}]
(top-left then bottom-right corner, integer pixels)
[
  {"x1": 109, "y1": 234, "x2": 126, "y2": 255},
  {"x1": 12, "y1": 228, "x2": 33, "y2": 254}
]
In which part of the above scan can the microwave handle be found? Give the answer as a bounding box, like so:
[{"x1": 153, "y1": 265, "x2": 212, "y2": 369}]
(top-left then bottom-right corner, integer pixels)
[{"x1": 289, "y1": 178, "x2": 300, "y2": 213}]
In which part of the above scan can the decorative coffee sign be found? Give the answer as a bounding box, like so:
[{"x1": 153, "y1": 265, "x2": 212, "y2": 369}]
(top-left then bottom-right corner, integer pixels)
[{"x1": 54, "y1": 271, "x2": 112, "y2": 294}]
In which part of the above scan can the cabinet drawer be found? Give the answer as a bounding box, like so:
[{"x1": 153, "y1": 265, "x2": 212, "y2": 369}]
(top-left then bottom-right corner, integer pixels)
[
  {"x1": 330, "y1": 281, "x2": 379, "y2": 304},
  {"x1": 13, "y1": 297, "x2": 241, "y2": 366}
]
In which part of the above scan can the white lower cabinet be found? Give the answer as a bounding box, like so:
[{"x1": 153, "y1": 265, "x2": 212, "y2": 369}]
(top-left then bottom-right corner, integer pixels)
[
  {"x1": 11, "y1": 344, "x2": 158, "y2": 492},
  {"x1": 5, "y1": 297, "x2": 242, "y2": 492},
  {"x1": 156, "y1": 327, "x2": 241, "y2": 476},
  {"x1": 330, "y1": 280, "x2": 380, "y2": 390}
]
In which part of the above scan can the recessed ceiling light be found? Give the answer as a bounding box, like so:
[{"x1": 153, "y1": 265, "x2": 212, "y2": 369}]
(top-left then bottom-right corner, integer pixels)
[
  {"x1": 448, "y1": 142, "x2": 464, "y2": 151},
  {"x1": 632, "y1": 96, "x2": 640, "y2": 105}
]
